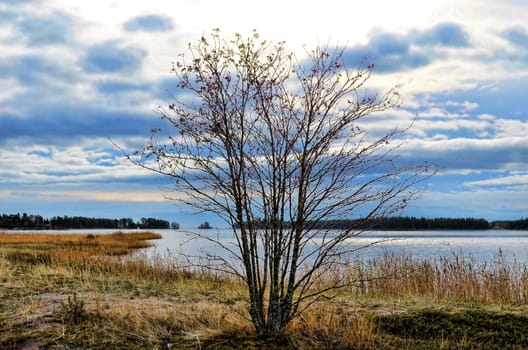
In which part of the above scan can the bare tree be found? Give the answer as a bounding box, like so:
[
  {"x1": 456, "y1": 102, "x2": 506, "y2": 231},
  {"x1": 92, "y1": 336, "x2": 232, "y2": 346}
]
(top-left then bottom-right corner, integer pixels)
[{"x1": 130, "y1": 29, "x2": 432, "y2": 336}]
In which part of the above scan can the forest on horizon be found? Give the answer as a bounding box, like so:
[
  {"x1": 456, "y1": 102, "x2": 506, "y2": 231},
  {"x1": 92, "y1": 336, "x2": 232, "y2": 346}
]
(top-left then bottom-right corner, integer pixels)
[
  {"x1": 3, "y1": 213, "x2": 521, "y2": 231},
  {"x1": 0, "y1": 213, "x2": 172, "y2": 230}
]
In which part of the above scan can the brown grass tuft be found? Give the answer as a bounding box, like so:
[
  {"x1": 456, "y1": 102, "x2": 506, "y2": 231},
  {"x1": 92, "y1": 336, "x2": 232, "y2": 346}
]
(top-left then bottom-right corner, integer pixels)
[{"x1": 288, "y1": 302, "x2": 377, "y2": 349}]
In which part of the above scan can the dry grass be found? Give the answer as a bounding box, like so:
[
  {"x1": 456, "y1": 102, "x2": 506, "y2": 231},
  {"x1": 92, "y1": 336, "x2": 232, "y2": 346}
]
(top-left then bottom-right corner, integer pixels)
[
  {"x1": 322, "y1": 251, "x2": 528, "y2": 305},
  {"x1": 2, "y1": 232, "x2": 528, "y2": 349},
  {"x1": 0, "y1": 231, "x2": 161, "y2": 260},
  {"x1": 287, "y1": 302, "x2": 377, "y2": 349},
  {"x1": 0, "y1": 231, "x2": 253, "y2": 349}
]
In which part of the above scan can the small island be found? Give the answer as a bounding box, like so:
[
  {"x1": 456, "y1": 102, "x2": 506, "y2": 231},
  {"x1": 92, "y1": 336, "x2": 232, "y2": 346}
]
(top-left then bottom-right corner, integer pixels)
[{"x1": 198, "y1": 221, "x2": 212, "y2": 229}]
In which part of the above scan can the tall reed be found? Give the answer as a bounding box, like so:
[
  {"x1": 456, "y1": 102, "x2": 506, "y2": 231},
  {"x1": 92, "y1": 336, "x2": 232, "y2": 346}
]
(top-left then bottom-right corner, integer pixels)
[{"x1": 315, "y1": 250, "x2": 528, "y2": 304}]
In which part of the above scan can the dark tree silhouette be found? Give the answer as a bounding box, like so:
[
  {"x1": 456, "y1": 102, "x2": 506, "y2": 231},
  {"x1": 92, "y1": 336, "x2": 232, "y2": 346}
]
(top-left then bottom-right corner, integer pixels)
[
  {"x1": 0, "y1": 214, "x2": 167, "y2": 230},
  {"x1": 130, "y1": 29, "x2": 433, "y2": 335}
]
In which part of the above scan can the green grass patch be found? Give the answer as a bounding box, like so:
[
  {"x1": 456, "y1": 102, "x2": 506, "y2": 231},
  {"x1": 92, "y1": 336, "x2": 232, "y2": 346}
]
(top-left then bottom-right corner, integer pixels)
[{"x1": 375, "y1": 308, "x2": 528, "y2": 349}]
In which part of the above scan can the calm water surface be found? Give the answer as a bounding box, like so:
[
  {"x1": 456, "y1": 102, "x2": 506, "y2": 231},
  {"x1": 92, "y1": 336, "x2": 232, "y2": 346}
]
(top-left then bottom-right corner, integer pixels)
[
  {"x1": 146, "y1": 228, "x2": 528, "y2": 264},
  {"x1": 11, "y1": 228, "x2": 528, "y2": 264}
]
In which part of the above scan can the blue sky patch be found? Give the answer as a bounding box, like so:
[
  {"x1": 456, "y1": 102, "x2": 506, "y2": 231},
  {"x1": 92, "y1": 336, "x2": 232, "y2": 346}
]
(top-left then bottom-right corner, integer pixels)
[
  {"x1": 414, "y1": 22, "x2": 470, "y2": 48},
  {"x1": 503, "y1": 26, "x2": 528, "y2": 47},
  {"x1": 123, "y1": 14, "x2": 174, "y2": 32},
  {"x1": 16, "y1": 13, "x2": 72, "y2": 46},
  {"x1": 83, "y1": 42, "x2": 147, "y2": 73}
]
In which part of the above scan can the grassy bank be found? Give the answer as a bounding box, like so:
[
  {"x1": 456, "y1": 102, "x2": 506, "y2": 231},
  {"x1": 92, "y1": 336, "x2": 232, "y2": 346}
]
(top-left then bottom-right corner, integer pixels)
[{"x1": 1, "y1": 232, "x2": 528, "y2": 349}]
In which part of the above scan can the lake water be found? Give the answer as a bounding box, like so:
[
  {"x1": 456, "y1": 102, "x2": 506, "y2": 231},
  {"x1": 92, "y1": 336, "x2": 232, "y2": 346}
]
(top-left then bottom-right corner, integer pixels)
[
  {"x1": 144, "y1": 229, "x2": 528, "y2": 264},
  {"x1": 9, "y1": 228, "x2": 528, "y2": 264}
]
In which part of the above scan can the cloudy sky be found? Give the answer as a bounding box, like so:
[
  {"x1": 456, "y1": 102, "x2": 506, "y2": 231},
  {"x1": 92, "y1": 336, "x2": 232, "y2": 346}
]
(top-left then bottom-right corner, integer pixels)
[{"x1": 1, "y1": 0, "x2": 527, "y2": 226}]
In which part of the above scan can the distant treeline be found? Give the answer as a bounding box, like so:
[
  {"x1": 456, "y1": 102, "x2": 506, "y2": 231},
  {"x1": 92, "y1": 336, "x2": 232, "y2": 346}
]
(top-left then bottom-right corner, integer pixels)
[
  {"x1": 492, "y1": 218, "x2": 528, "y2": 230},
  {"x1": 0, "y1": 213, "x2": 170, "y2": 230},
  {"x1": 370, "y1": 217, "x2": 491, "y2": 230},
  {"x1": 2, "y1": 213, "x2": 527, "y2": 231},
  {"x1": 316, "y1": 217, "x2": 528, "y2": 230},
  {"x1": 235, "y1": 216, "x2": 528, "y2": 230}
]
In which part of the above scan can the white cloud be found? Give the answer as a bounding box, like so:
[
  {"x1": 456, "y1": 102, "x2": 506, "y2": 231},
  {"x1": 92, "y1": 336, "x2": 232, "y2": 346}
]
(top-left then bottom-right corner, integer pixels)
[
  {"x1": 407, "y1": 136, "x2": 527, "y2": 153},
  {"x1": 494, "y1": 118, "x2": 528, "y2": 138},
  {"x1": 402, "y1": 136, "x2": 528, "y2": 172},
  {"x1": 0, "y1": 189, "x2": 167, "y2": 203},
  {"x1": 415, "y1": 119, "x2": 491, "y2": 132},
  {"x1": 410, "y1": 185, "x2": 528, "y2": 220},
  {"x1": 465, "y1": 173, "x2": 528, "y2": 187},
  {"x1": 0, "y1": 77, "x2": 25, "y2": 103},
  {"x1": 445, "y1": 100, "x2": 479, "y2": 111},
  {"x1": 478, "y1": 113, "x2": 496, "y2": 120},
  {"x1": 0, "y1": 143, "x2": 154, "y2": 186}
]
